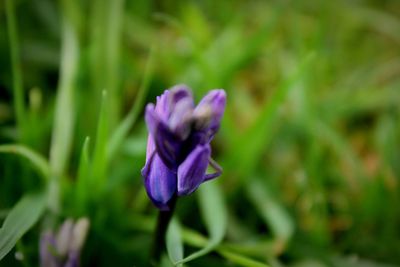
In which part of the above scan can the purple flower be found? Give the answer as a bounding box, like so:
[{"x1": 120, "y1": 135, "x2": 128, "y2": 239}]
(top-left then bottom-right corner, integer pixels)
[
  {"x1": 39, "y1": 218, "x2": 90, "y2": 267},
  {"x1": 141, "y1": 85, "x2": 226, "y2": 210}
]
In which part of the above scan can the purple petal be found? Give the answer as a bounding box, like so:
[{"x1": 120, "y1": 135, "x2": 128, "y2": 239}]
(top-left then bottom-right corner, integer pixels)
[
  {"x1": 154, "y1": 85, "x2": 193, "y2": 121},
  {"x1": 168, "y1": 97, "x2": 194, "y2": 139},
  {"x1": 168, "y1": 84, "x2": 193, "y2": 107},
  {"x1": 193, "y1": 89, "x2": 226, "y2": 135},
  {"x1": 145, "y1": 134, "x2": 155, "y2": 163},
  {"x1": 155, "y1": 90, "x2": 171, "y2": 121},
  {"x1": 143, "y1": 153, "x2": 177, "y2": 210},
  {"x1": 144, "y1": 104, "x2": 160, "y2": 136},
  {"x1": 70, "y1": 217, "x2": 90, "y2": 253},
  {"x1": 145, "y1": 104, "x2": 180, "y2": 169},
  {"x1": 56, "y1": 219, "x2": 74, "y2": 257},
  {"x1": 177, "y1": 145, "x2": 211, "y2": 196},
  {"x1": 40, "y1": 231, "x2": 59, "y2": 267},
  {"x1": 64, "y1": 250, "x2": 79, "y2": 267}
]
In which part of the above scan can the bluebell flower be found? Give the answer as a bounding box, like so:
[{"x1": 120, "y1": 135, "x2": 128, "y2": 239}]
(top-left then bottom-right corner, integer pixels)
[
  {"x1": 141, "y1": 85, "x2": 226, "y2": 210},
  {"x1": 40, "y1": 218, "x2": 90, "y2": 267}
]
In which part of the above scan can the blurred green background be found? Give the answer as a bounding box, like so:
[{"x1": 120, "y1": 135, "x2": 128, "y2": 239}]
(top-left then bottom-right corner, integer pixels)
[{"x1": 1, "y1": 0, "x2": 400, "y2": 266}]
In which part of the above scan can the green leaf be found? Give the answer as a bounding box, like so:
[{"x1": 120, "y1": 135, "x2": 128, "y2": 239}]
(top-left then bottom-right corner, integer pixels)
[
  {"x1": 47, "y1": 10, "x2": 79, "y2": 214},
  {"x1": 218, "y1": 249, "x2": 270, "y2": 267},
  {"x1": 107, "y1": 46, "x2": 155, "y2": 160},
  {"x1": 92, "y1": 90, "x2": 110, "y2": 194},
  {"x1": 177, "y1": 181, "x2": 227, "y2": 264},
  {"x1": 49, "y1": 13, "x2": 79, "y2": 177},
  {"x1": 0, "y1": 144, "x2": 50, "y2": 180},
  {"x1": 246, "y1": 179, "x2": 294, "y2": 243},
  {"x1": 181, "y1": 226, "x2": 270, "y2": 267},
  {"x1": 166, "y1": 217, "x2": 183, "y2": 266},
  {"x1": 5, "y1": 0, "x2": 25, "y2": 136},
  {"x1": 75, "y1": 137, "x2": 91, "y2": 214},
  {"x1": 0, "y1": 192, "x2": 46, "y2": 260}
]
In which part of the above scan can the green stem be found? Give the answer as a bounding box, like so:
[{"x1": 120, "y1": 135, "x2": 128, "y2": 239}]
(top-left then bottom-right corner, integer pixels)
[
  {"x1": 5, "y1": 0, "x2": 25, "y2": 138},
  {"x1": 48, "y1": 2, "x2": 79, "y2": 214},
  {"x1": 151, "y1": 196, "x2": 177, "y2": 266}
]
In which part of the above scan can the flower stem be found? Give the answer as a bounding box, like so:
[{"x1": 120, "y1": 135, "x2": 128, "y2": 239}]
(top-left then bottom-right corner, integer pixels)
[{"x1": 151, "y1": 196, "x2": 177, "y2": 266}]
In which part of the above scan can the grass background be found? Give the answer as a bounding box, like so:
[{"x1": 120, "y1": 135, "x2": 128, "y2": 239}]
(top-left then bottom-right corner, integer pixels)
[{"x1": 1, "y1": 0, "x2": 400, "y2": 266}]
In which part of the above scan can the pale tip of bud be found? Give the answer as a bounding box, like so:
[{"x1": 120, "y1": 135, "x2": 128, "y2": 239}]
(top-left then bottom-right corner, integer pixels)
[
  {"x1": 70, "y1": 217, "x2": 90, "y2": 252},
  {"x1": 56, "y1": 218, "x2": 74, "y2": 256}
]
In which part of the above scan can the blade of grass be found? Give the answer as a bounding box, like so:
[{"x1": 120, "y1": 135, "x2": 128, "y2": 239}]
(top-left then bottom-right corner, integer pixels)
[
  {"x1": 166, "y1": 217, "x2": 183, "y2": 266},
  {"x1": 49, "y1": 11, "x2": 79, "y2": 177},
  {"x1": 351, "y1": 5, "x2": 400, "y2": 44},
  {"x1": 0, "y1": 144, "x2": 50, "y2": 180},
  {"x1": 0, "y1": 192, "x2": 46, "y2": 260},
  {"x1": 227, "y1": 53, "x2": 315, "y2": 182},
  {"x1": 48, "y1": 8, "x2": 79, "y2": 213},
  {"x1": 246, "y1": 179, "x2": 294, "y2": 244},
  {"x1": 176, "y1": 181, "x2": 227, "y2": 264},
  {"x1": 89, "y1": 0, "x2": 106, "y2": 96},
  {"x1": 75, "y1": 137, "x2": 91, "y2": 215},
  {"x1": 128, "y1": 214, "x2": 274, "y2": 264},
  {"x1": 104, "y1": 0, "x2": 125, "y2": 127},
  {"x1": 204, "y1": 10, "x2": 280, "y2": 89},
  {"x1": 107, "y1": 46, "x2": 155, "y2": 159},
  {"x1": 218, "y1": 250, "x2": 270, "y2": 267},
  {"x1": 92, "y1": 91, "x2": 109, "y2": 195},
  {"x1": 88, "y1": 0, "x2": 124, "y2": 128},
  {"x1": 5, "y1": 0, "x2": 25, "y2": 138},
  {"x1": 222, "y1": 241, "x2": 277, "y2": 258},
  {"x1": 311, "y1": 119, "x2": 366, "y2": 183},
  {"x1": 182, "y1": 228, "x2": 270, "y2": 267}
]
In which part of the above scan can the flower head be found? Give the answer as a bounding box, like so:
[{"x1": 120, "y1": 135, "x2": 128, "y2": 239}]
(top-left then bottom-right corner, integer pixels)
[{"x1": 141, "y1": 85, "x2": 226, "y2": 210}]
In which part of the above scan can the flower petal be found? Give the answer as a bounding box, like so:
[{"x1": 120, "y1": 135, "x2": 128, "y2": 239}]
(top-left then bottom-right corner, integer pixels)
[
  {"x1": 56, "y1": 218, "x2": 74, "y2": 257},
  {"x1": 193, "y1": 89, "x2": 226, "y2": 136},
  {"x1": 145, "y1": 103, "x2": 160, "y2": 136},
  {"x1": 65, "y1": 251, "x2": 79, "y2": 267},
  {"x1": 155, "y1": 85, "x2": 193, "y2": 122},
  {"x1": 169, "y1": 84, "x2": 193, "y2": 107},
  {"x1": 40, "y1": 231, "x2": 59, "y2": 267},
  {"x1": 145, "y1": 104, "x2": 180, "y2": 169},
  {"x1": 155, "y1": 90, "x2": 170, "y2": 121},
  {"x1": 177, "y1": 145, "x2": 210, "y2": 196},
  {"x1": 143, "y1": 153, "x2": 177, "y2": 210},
  {"x1": 168, "y1": 97, "x2": 194, "y2": 139},
  {"x1": 145, "y1": 134, "x2": 155, "y2": 163},
  {"x1": 70, "y1": 217, "x2": 90, "y2": 252}
]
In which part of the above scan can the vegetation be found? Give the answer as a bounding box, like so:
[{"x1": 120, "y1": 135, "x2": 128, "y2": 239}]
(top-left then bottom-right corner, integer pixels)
[{"x1": 1, "y1": 0, "x2": 400, "y2": 266}]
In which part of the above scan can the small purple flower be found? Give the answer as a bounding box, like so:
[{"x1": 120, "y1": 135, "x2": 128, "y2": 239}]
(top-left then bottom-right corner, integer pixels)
[
  {"x1": 39, "y1": 218, "x2": 90, "y2": 267},
  {"x1": 141, "y1": 85, "x2": 226, "y2": 210}
]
